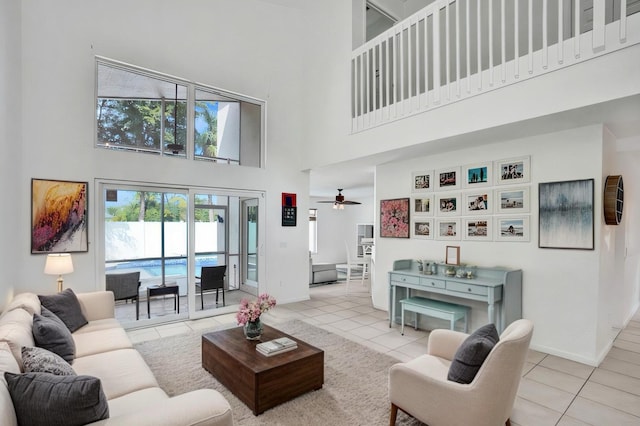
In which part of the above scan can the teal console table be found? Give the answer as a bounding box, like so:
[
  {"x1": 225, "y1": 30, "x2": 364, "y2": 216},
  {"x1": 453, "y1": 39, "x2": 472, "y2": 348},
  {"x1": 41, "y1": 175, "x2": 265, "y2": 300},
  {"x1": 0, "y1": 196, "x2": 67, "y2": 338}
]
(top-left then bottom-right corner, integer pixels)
[{"x1": 388, "y1": 259, "x2": 522, "y2": 333}]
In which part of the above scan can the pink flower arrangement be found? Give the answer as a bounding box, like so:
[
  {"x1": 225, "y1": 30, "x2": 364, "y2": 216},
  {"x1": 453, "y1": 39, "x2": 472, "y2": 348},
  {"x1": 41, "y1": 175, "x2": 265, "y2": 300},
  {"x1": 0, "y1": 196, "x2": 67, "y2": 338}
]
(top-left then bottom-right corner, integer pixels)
[{"x1": 236, "y1": 293, "x2": 277, "y2": 325}]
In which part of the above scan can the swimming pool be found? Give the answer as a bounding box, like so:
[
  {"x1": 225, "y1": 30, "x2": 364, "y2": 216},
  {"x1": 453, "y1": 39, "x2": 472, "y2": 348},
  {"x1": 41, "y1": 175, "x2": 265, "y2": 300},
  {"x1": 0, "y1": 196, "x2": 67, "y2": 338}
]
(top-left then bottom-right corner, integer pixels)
[{"x1": 106, "y1": 257, "x2": 220, "y2": 278}]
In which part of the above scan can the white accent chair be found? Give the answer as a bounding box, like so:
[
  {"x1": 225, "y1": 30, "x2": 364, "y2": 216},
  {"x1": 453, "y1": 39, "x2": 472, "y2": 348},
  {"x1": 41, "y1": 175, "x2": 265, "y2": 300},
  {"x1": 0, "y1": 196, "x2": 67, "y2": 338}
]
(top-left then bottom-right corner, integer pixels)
[
  {"x1": 344, "y1": 241, "x2": 369, "y2": 294},
  {"x1": 389, "y1": 319, "x2": 534, "y2": 426}
]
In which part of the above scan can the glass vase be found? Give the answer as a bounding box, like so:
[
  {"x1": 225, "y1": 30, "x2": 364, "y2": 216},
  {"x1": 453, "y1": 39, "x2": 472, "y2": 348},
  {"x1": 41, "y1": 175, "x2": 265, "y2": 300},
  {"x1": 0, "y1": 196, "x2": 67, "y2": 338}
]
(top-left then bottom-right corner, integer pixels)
[{"x1": 243, "y1": 318, "x2": 263, "y2": 340}]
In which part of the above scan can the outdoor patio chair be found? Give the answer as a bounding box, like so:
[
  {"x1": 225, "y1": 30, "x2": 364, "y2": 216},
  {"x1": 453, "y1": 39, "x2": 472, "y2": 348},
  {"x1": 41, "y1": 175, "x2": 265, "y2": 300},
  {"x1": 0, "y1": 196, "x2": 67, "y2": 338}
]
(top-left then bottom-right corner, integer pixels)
[
  {"x1": 196, "y1": 265, "x2": 227, "y2": 309},
  {"x1": 106, "y1": 271, "x2": 141, "y2": 320}
]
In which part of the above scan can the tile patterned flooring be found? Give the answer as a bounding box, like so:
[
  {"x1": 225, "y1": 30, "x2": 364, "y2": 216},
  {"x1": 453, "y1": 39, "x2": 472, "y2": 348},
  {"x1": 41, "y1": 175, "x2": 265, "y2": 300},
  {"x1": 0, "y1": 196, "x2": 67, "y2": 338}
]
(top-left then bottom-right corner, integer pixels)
[{"x1": 127, "y1": 281, "x2": 640, "y2": 426}]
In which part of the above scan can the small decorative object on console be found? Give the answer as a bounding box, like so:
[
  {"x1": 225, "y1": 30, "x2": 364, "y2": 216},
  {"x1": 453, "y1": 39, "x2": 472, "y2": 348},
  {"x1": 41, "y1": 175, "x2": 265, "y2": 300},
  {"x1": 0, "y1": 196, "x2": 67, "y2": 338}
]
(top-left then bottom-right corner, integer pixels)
[
  {"x1": 445, "y1": 246, "x2": 460, "y2": 265},
  {"x1": 236, "y1": 294, "x2": 277, "y2": 340}
]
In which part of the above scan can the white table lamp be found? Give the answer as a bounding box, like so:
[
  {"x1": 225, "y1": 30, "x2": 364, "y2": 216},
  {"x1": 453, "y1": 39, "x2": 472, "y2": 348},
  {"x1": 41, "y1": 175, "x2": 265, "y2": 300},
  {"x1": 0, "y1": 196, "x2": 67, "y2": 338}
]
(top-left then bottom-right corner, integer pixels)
[{"x1": 44, "y1": 253, "x2": 74, "y2": 292}]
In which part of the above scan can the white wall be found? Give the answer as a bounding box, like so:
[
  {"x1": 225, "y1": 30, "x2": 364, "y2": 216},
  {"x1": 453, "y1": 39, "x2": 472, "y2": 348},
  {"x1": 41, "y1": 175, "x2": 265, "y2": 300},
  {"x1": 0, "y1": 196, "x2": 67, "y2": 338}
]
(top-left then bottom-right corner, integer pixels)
[
  {"x1": 597, "y1": 126, "x2": 621, "y2": 359},
  {"x1": 403, "y1": 0, "x2": 435, "y2": 16},
  {"x1": 311, "y1": 196, "x2": 375, "y2": 265},
  {"x1": 367, "y1": 0, "x2": 434, "y2": 21},
  {"x1": 615, "y1": 143, "x2": 640, "y2": 326},
  {"x1": 4, "y1": 0, "x2": 316, "y2": 308},
  {"x1": 373, "y1": 125, "x2": 638, "y2": 365},
  {"x1": 0, "y1": 0, "x2": 21, "y2": 305}
]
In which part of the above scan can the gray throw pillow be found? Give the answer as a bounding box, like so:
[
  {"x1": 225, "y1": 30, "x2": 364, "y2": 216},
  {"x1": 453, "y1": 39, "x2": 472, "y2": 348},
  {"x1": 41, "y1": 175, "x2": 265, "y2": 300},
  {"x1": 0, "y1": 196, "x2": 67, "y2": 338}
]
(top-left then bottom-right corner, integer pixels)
[
  {"x1": 4, "y1": 372, "x2": 109, "y2": 426},
  {"x1": 38, "y1": 288, "x2": 88, "y2": 333},
  {"x1": 22, "y1": 346, "x2": 76, "y2": 376},
  {"x1": 32, "y1": 306, "x2": 76, "y2": 364},
  {"x1": 447, "y1": 323, "x2": 500, "y2": 384}
]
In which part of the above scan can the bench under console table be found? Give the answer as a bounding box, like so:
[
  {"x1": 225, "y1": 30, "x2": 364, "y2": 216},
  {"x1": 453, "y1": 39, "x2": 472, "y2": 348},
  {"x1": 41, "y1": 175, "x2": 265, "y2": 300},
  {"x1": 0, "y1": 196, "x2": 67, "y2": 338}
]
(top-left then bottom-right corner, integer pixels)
[
  {"x1": 389, "y1": 259, "x2": 522, "y2": 333},
  {"x1": 400, "y1": 296, "x2": 470, "y2": 335}
]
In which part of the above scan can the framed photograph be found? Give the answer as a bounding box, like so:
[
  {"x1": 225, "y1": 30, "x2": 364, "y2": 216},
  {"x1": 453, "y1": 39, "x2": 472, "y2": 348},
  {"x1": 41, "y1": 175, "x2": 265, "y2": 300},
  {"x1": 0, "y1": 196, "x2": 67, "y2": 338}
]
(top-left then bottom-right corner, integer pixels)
[
  {"x1": 380, "y1": 198, "x2": 410, "y2": 238},
  {"x1": 436, "y1": 193, "x2": 461, "y2": 216},
  {"x1": 495, "y1": 156, "x2": 531, "y2": 185},
  {"x1": 496, "y1": 187, "x2": 530, "y2": 213},
  {"x1": 463, "y1": 218, "x2": 493, "y2": 241},
  {"x1": 31, "y1": 178, "x2": 88, "y2": 253},
  {"x1": 411, "y1": 218, "x2": 434, "y2": 239},
  {"x1": 495, "y1": 216, "x2": 530, "y2": 242},
  {"x1": 463, "y1": 191, "x2": 492, "y2": 215},
  {"x1": 463, "y1": 162, "x2": 492, "y2": 188},
  {"x1": 436, "y1": 219, "x2": 461, "y2": 240},
  {"x1": 446, "y1": 246, "x2": 460, "y2": 265},
  {"x1": 411, "y1": 171, "x2": 434, "y2": 193},
  {"x1": 436, "y1": 167, "x2": 461, "y2": 191},
  {"x1": 539, "y1": 179, "x2": 594, "y2": 250},
  {"x1": 412, "y1": 195, "x2": 434, "y2": 216}
]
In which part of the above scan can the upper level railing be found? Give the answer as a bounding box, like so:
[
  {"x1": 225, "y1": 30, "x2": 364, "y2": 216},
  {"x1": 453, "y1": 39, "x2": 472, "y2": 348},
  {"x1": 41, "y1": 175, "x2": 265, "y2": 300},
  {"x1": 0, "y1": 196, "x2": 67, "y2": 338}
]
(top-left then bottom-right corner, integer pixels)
[{"x1": 351, "y1": 0, "x2": 640, "y2": 133}]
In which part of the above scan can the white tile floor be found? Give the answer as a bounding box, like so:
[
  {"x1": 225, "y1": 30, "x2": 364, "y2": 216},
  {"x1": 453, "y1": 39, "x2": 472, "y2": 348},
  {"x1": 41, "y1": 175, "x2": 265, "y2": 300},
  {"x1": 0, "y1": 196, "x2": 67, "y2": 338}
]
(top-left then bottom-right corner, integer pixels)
[{"x1": 128, "y1": 280, "x2": 640, "y2": 426}]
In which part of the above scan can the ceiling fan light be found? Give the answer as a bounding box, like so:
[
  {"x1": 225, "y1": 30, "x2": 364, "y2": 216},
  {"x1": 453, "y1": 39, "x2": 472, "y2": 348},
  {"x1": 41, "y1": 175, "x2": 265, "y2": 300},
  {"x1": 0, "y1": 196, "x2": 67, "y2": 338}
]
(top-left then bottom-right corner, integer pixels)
[{"x1": 319, "y1": 189, "x2": 360, "y2": 207}]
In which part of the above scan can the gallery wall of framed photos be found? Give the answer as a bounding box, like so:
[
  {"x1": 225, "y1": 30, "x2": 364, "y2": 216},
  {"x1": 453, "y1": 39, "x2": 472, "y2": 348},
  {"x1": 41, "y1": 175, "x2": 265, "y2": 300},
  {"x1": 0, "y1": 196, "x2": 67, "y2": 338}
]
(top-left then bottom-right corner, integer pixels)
[{"x1": 410, "y1": 156, "x2": 531, "y2": 242}]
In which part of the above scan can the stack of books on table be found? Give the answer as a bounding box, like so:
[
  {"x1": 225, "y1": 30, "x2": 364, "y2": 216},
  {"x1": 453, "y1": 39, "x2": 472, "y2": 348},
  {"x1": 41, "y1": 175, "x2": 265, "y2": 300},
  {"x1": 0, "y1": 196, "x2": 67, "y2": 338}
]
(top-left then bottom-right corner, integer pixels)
[{"x1": 256, "y1": 337, "x2": 298, "y2": 357}]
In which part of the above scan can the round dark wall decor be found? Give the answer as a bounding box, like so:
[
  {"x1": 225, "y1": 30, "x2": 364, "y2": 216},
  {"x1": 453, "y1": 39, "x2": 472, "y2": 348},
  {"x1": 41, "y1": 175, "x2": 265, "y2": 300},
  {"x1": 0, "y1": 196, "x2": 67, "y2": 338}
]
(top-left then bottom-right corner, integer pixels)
[{"x1": 604, "y1": 175, "x2": 623, "y2": 225}]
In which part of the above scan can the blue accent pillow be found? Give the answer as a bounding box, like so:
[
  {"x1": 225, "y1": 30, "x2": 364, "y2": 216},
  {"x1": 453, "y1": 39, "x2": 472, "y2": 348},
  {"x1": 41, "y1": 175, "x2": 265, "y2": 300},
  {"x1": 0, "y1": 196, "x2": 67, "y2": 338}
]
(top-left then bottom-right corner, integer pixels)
[
  {"x1": 32, "y1": 306, "x2": 76, "y2": 363},
  {"x1": 38, "y1": 288, "x2": 88, "y2": 333},
  {"x1": 447, "y1": 323, "x2": 500, "y2": 384},
  {"x1": 5, "y1": 372, "x2": 109, "y2": 426}
]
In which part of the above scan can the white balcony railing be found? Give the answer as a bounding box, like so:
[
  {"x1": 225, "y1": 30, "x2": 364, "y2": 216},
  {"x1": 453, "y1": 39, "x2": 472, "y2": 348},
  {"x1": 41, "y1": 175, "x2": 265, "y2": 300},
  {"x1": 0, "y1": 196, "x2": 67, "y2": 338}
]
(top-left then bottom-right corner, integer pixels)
[{"x1": 351, "y1": 0, "x2": 640, "y2": 133}]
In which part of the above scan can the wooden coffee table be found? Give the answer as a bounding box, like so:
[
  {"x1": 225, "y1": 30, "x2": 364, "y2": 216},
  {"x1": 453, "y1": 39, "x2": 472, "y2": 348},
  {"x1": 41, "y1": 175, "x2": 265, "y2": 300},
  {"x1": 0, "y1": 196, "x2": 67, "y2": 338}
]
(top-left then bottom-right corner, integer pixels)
[{"x1": 202, "y1": 324, "x2": 324, "y2": 415}]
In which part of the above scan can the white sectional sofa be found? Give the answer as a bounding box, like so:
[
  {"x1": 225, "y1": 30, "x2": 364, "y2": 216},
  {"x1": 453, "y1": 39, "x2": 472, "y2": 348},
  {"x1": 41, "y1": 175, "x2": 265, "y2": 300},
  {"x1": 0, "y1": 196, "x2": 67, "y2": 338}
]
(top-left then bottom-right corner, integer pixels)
[{"x1": 0, "y1": 290, "x2": 233, "y2": 426}]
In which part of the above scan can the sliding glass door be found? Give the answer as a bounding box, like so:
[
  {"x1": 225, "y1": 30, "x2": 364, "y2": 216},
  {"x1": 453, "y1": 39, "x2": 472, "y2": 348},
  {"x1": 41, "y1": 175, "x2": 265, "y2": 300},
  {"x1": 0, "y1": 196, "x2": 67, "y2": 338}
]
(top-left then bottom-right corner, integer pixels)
[
  {"x1": 241, "y1": 198, "x2": 259, "y2": 295},
  {"x1": 103, "y1": 186, "x2": 188, "y2": 325},
  {"x1": 193, "y1": 194, "x2": 228, "y2": 314},
  {"x1": 99, "y1": 181, "x2": 265, "y2": 326}
]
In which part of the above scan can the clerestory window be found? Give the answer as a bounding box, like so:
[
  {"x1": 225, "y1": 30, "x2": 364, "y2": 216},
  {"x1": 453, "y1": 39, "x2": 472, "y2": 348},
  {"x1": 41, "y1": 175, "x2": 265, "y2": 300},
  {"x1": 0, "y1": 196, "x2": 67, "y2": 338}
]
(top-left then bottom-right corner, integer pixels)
[{"x1": 95, "y1": 58, "x2": 264, "y2": 167}]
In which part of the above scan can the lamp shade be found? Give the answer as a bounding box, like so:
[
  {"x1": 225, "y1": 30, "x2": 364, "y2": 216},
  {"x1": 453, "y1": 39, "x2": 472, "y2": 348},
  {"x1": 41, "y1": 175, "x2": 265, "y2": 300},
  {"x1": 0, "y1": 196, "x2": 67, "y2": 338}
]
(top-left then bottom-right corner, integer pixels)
[{"x1": 44, "y1": 253, "x2": 74, "y2": 275}]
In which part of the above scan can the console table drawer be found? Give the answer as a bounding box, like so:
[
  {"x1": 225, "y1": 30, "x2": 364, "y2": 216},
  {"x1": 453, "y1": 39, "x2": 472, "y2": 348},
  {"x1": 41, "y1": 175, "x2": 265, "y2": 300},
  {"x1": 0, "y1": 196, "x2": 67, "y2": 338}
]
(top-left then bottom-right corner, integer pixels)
[
  {"x1": 390, "y1": 274, "x2": 420, "y2": 285},
  {"x1": 447, "y1": 281, "x2": 488, "y2": 296},
  {"x1": 420, "y1": 277, "x2": 446, "y2": 289}
]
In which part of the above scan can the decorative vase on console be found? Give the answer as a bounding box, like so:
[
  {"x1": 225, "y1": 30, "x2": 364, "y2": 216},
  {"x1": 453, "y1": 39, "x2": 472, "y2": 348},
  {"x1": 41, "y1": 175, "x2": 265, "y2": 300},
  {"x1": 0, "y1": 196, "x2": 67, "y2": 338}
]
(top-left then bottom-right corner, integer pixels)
[{"x1": 236, "y1": 293, "x2": 276, "y2": 341}]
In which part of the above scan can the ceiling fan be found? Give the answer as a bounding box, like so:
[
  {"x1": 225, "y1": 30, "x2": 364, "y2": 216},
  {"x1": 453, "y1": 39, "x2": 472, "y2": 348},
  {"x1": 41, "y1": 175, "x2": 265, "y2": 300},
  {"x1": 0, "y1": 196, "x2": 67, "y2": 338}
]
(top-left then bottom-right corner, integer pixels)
[{"x1": 317, "y1": 189, "x2": 361, "y2": 209}]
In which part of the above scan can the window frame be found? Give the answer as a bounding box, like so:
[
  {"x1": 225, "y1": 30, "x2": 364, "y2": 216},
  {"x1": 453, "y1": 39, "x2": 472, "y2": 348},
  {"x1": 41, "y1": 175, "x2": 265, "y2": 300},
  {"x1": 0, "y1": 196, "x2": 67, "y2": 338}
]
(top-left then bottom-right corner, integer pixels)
[{"x1": 95, "y1": 56, "x2": 266, "y2": 168}]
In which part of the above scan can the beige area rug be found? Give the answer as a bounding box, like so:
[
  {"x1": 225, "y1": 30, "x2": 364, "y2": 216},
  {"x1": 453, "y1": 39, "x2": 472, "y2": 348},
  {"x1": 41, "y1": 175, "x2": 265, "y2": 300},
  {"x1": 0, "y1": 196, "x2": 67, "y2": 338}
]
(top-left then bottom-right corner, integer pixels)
[{"x1": 135, "y1": 320, "x2": 422, "y2": 425}]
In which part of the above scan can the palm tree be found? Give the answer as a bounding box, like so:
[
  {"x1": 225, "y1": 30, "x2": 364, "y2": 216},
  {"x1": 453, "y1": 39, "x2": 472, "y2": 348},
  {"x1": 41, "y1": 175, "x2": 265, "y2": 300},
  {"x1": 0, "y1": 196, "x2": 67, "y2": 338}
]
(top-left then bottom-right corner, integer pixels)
[{"x1": 195, "y1": 101, "x2": 218, "y2": 158}]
